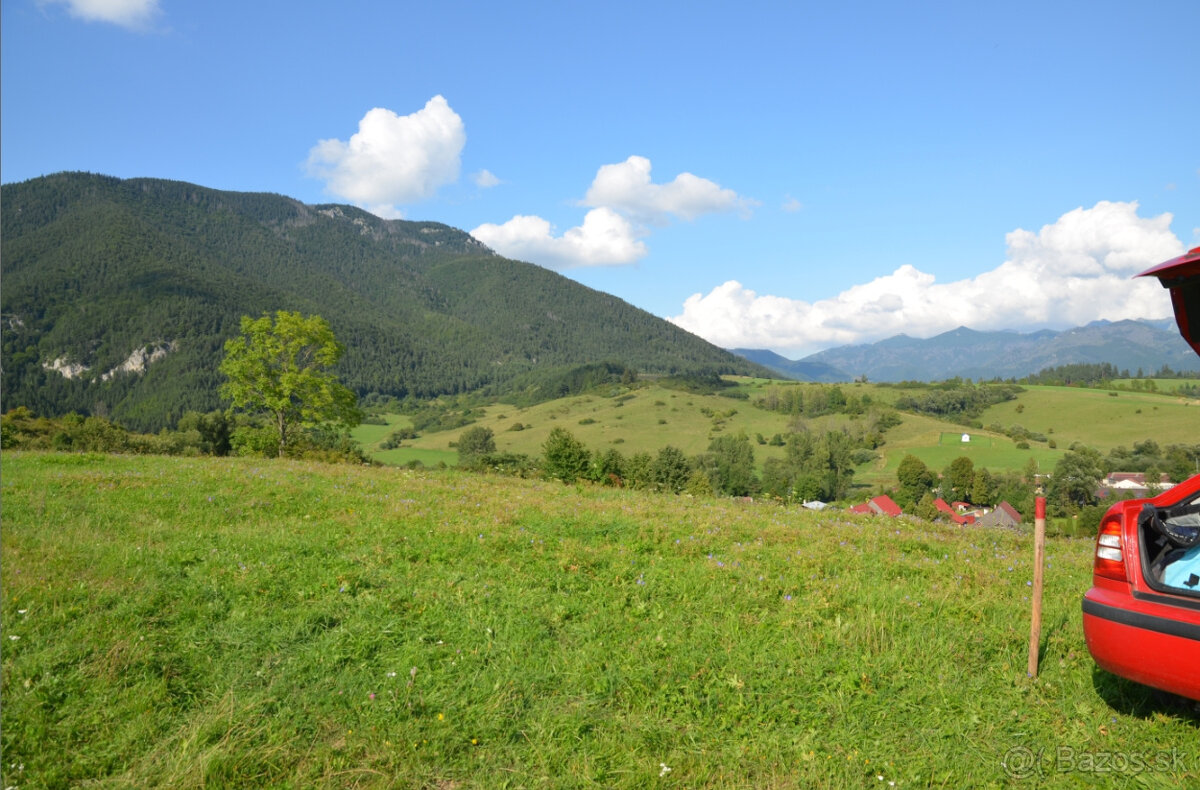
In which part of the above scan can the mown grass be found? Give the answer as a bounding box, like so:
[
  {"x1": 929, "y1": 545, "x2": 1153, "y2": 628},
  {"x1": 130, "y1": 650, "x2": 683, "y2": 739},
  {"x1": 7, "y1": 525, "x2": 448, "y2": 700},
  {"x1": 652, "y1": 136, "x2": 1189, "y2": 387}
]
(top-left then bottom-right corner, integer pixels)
[
  {"x1": 853, "y1": 413, "x2": 1062, "y2": 488},
  {"x1": 3, "y1": 452, "x2": 1197, "y2": 788}
]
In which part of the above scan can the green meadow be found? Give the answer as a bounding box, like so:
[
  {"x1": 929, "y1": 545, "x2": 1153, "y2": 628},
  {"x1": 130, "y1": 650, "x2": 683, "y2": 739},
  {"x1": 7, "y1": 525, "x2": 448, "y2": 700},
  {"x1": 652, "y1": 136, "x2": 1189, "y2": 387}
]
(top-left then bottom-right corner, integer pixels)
[
  {"x1": 981, "y1": 385, "x2": 1200, "y2": 453},
  {"x1": 353, "y1": 381, "x2": 1200, "y2": 493},
  {"x1": 3, "y1": 452, "x2": 1198, "y2": 788}
]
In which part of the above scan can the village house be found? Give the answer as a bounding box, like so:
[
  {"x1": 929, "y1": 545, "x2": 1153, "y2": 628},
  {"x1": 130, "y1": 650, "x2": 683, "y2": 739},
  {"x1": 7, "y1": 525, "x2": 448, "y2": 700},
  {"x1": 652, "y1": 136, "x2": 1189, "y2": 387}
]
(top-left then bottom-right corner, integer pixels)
[
  {"x1": 970, "y1": 501, "x2": 1023, "y2": 529},
  {"x1": 1098, "y1": 472, "x2": 1173, "y2": 500},
  {"x1": 933, "y1": 498, "x2": 975, "y2": 525},
  {"x1": 849, "y1": 494, "x2": 902, "y2": 517}
]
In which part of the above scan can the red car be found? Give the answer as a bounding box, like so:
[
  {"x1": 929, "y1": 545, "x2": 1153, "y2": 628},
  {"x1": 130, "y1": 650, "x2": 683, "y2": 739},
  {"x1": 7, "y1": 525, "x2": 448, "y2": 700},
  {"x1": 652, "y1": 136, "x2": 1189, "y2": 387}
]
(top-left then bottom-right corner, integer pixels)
[{"x1": 1081, "y1": 245, "x2": 1200, "y2": 702}]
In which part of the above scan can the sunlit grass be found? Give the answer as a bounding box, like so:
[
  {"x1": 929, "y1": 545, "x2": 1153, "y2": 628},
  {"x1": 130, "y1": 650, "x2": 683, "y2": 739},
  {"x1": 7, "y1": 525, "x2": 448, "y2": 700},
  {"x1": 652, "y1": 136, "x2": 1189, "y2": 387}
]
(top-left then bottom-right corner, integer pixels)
[
  {"x1": 982, "y1": 385, "x2": 1199, "y2": 453},
  {"x1": 7, "y1": 452, "x2": 1192, "y2": 787}
]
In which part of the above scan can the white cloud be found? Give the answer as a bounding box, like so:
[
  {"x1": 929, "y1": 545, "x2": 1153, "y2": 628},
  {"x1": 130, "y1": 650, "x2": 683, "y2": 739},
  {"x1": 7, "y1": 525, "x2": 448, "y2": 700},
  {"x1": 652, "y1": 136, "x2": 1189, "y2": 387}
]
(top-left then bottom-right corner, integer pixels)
[
  {"x1": 41, "y1": 0, "x2": 160, "y2": 29},
  {"x1": 474, "y1": 169, "x2": 501, "y2": 188},
  {"x1": 306, "y1": 96, "x2": 465, "y2": 218},
  {"x1": 582, "y1": 155, "x2": 754, "y2": 224},
  {"x1": 781, "y1": 196, "x2": 804, "y2": 213},
  {"x1": 670, "y1": 201, "x2": 1185, "y2": 357},
  {"x1": 470, "y1": 208, "x2": 647, "y2": 269}
]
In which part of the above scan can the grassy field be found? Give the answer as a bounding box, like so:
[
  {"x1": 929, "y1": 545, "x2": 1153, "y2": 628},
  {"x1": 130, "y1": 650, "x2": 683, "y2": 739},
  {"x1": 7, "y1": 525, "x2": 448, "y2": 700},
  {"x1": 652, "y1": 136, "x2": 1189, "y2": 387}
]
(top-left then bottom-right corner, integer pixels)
[
  {"x1": 853, "y1": 413, "x2": 1063, "y2": 489},
  {"x1": 351, "y1": 381, "x2": 1200, "y2": 495},
  {"x1": 3, "y1": 452, "x2": 1198, "y2": 788},
  {"x1": 1115, "y1": 378, "x2": 1200, "y2": 395},
  {"x1": 980, "y1": 385, "x2": 1199, "y2": 454},
  {"x1": 355, "y1": 384, "x2": 823, "y2": 472}
]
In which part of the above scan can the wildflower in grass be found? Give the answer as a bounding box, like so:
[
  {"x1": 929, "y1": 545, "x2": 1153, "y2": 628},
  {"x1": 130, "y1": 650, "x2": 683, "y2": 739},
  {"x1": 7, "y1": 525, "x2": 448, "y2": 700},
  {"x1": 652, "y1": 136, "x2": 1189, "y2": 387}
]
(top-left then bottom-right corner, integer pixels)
[
  {"x1": 368, "y1": 693, "x2": 376, "y2": 700},
  {"x1": 437, "y1": 712, "x2": 444, "y2": 721},
  {"x1": 659, "y1": 763, "x2": 671, "y2": 777}
]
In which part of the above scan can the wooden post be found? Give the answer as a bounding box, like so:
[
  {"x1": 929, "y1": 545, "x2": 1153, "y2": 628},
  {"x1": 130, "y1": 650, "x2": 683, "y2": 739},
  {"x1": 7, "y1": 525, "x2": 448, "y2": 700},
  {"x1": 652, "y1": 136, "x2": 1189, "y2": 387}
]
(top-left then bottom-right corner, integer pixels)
[{"x1": 1027, "y1": 496, "x2": 1047, "y2": 677}]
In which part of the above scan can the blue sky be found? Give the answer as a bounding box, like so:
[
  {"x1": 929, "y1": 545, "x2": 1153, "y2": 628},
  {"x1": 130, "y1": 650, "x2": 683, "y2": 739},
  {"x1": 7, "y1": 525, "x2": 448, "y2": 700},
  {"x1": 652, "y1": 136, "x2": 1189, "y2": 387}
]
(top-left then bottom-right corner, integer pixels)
[{"x1": 3, "y1": 0, "x2": 1198, "y2": 357}]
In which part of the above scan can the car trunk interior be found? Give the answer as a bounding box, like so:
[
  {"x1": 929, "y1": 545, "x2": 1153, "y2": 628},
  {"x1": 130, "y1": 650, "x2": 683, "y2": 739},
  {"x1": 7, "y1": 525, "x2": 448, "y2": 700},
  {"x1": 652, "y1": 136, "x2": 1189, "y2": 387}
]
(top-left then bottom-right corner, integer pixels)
[{"x1": 1138, "y1": 495, "x2": 1200, "y2": 598}]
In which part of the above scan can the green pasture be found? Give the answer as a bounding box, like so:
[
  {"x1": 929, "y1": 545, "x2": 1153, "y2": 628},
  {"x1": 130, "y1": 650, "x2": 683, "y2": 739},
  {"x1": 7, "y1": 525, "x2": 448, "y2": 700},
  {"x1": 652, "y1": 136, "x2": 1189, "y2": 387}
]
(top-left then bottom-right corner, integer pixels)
[
  {"x1": 351, "y1": 416, "x2": 457, "y2": 467},
  {"x1": 350, "y1": 413, "x2": 415, "y2": 449},
  {"x1": 1113, "y1": 378, "x2": 1200, "y2": 394},
  {"x1": 355, "y1": 380, "x2": 1200, "y2": 494},
  {"x1": 3, "y1": 452, "x2": 1197, "y2": 788},
  {"x1": 980, "y1": 385, "x2": 1200, "y2": 453},
  {"x1": 394, "y1": 385, "x2": 817, "y2": 470},
  {"x1": 856, "y1": 414, "x2": 1063, "y2": 487}
]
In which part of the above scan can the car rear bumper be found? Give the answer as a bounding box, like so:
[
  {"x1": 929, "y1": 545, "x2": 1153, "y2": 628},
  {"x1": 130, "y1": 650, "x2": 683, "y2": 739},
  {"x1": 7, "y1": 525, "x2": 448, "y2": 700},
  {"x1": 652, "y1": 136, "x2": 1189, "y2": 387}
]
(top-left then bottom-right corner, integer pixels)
[{"x1": 1082, "y1": 590, "x2": 1200, "y2": 701}]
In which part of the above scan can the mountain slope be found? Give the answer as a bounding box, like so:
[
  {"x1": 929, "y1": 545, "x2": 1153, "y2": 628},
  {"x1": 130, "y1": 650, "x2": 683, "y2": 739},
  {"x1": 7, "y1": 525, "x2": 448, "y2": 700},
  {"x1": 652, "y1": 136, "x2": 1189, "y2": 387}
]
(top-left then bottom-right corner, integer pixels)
[
  {"x1": 1, "y1": 172, "x2": 769, "y2": 430},
  {"x1": 729, "y1": 348, "x2": 850, "y2": 382}
]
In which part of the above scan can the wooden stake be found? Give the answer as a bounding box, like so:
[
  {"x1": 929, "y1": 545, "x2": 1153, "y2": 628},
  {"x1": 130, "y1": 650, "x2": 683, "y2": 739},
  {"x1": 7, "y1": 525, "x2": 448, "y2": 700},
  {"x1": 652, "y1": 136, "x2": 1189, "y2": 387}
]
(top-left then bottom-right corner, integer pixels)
[{"x1": 1027, "y1": 496, "x2": 1047, "y2": 677}]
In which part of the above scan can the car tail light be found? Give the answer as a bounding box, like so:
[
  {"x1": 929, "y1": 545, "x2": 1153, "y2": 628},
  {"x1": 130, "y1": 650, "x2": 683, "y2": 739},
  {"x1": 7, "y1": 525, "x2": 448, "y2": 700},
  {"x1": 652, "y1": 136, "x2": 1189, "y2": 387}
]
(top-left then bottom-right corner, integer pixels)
[{"x1": 1093, "y1": 511, "x2": 1129, "y2": 582}]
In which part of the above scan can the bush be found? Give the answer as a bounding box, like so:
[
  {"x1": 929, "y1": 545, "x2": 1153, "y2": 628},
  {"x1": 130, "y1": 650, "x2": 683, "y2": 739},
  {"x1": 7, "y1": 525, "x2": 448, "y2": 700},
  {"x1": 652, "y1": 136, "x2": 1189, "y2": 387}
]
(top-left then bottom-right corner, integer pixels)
[
  {"x1": 231, "y1": 426, "x2": 279, "y2": 457},
  {"x1": 458, "y1": 426, "x2": 497, "y2": 469},
  {"x1": 542, "y1": 428, "x2": 590, "y2": 484}
]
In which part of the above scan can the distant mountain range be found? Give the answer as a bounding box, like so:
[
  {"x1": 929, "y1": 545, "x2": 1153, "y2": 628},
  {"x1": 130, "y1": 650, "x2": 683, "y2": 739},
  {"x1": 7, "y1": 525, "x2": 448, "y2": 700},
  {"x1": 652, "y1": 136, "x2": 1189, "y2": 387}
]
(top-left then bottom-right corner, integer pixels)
[
  {"x1": 0, "y1": 173, "x2": 768, "y2": 430},
  {"x1": 735, "y1": 320, "x2": 1199, "y2": 382}
]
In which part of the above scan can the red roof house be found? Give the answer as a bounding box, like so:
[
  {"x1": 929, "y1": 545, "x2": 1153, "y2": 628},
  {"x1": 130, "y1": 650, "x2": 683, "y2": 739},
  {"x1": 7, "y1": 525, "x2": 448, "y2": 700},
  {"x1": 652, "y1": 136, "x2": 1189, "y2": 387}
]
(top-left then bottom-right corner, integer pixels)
[
  {"x1": 933, "y1": 498, "x2": 975, "y2": 525},
  {"x1": 850, "y1": 495, "x2": 902, "y2": 517}
]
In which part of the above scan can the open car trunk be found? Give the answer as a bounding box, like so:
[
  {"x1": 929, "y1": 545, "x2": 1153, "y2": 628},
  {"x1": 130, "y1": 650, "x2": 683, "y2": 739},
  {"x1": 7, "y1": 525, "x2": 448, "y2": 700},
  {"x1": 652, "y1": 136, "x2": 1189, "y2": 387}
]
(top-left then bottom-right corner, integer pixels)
[{"x1": 1139, "y1": 492, "x2": 1200, "y2": 598}]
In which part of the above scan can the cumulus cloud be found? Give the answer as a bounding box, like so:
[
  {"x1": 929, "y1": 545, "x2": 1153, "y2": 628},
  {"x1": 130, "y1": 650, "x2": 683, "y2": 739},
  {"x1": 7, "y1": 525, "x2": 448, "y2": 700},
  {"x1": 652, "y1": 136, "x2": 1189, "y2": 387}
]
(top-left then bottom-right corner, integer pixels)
[
  {"x1": 583, "y1": 155, "x2": 755, "y2": 224},
  {"x1": 474, "y1": 169, "x2": 501, "y2": 188},
  {"x1": 41, "y1": 0, "x2": 160, "y2": 29},
  {"x1": 306, "y1": 96, "x2": 465, "y2": 219},
  {"x1": 469, "y1": 154, "x2": 746, "y2": 268},
  {"x1": 470, "y1": 208, "x2": 647, "y2": 269},
  {"x1": 669, "y1": 201, "x2": 1185, "y2": 357}
]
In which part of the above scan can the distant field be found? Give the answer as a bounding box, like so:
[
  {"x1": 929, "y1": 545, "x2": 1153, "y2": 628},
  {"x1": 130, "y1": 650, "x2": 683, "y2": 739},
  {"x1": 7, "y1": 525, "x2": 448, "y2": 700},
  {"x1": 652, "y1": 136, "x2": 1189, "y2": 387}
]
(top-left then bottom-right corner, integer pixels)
[
  {"x1": 381, "y1": 384, "x2": 813, "y2": 470},
  {"x1": 857, "y1": 413, "x2": 1063, "y2": 487},
  {"x1": 350, "y1": 416, "x2": 457, "y2": 467},
  {"x1": 4, "y1": 452, "x2": 1197, "y2": 787},
  {"x1": 980, "y1": 385, "x2": 1200, "y2": 453},
  {"x1": 355, "y1": 380, "x2": 1200, "y2": 491},
  {"x1": 1113, "y1": 378, "x2": 1200, "y2": 394}
]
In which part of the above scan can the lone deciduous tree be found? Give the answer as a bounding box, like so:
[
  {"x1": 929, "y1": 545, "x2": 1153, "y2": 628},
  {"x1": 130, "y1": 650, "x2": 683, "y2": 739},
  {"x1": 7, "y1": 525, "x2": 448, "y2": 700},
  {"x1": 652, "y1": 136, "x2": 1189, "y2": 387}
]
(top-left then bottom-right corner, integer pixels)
[
  {"x1": 457, "y1": 426, "x2": 496, "y2": 469},
  {"x1": 219, "y1": 311, "x2": 360, "y2": 455}
]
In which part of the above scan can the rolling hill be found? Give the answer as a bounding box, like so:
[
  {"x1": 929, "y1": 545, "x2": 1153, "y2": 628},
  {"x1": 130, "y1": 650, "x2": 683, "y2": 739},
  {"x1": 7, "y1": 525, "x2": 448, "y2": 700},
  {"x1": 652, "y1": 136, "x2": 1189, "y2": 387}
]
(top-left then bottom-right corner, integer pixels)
[{"x1": 0, "y1": 172, "x2": 769, "y2": 430}]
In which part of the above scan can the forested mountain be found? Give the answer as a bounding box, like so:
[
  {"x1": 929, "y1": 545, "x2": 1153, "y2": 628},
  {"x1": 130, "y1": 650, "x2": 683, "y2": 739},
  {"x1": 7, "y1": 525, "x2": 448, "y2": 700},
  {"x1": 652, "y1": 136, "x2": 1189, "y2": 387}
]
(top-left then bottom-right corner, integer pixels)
[
  {"x1": 739, "y1": 322, "x2": 1199, "y2": 382},
  {"x1": 1, "y1": 173, "x2": 768, "y2": 430}
]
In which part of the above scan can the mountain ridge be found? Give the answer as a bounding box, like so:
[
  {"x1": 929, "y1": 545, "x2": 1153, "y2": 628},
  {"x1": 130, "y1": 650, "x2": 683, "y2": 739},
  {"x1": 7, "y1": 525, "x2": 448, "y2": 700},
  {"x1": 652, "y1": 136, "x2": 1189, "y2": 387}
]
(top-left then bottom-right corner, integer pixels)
[
  {"x1": 1, "y1": 172, "x2": 770, "y2": 430},
  {"x1": 737, "y1": 320, "x2": 1198, "y2": 381}
]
